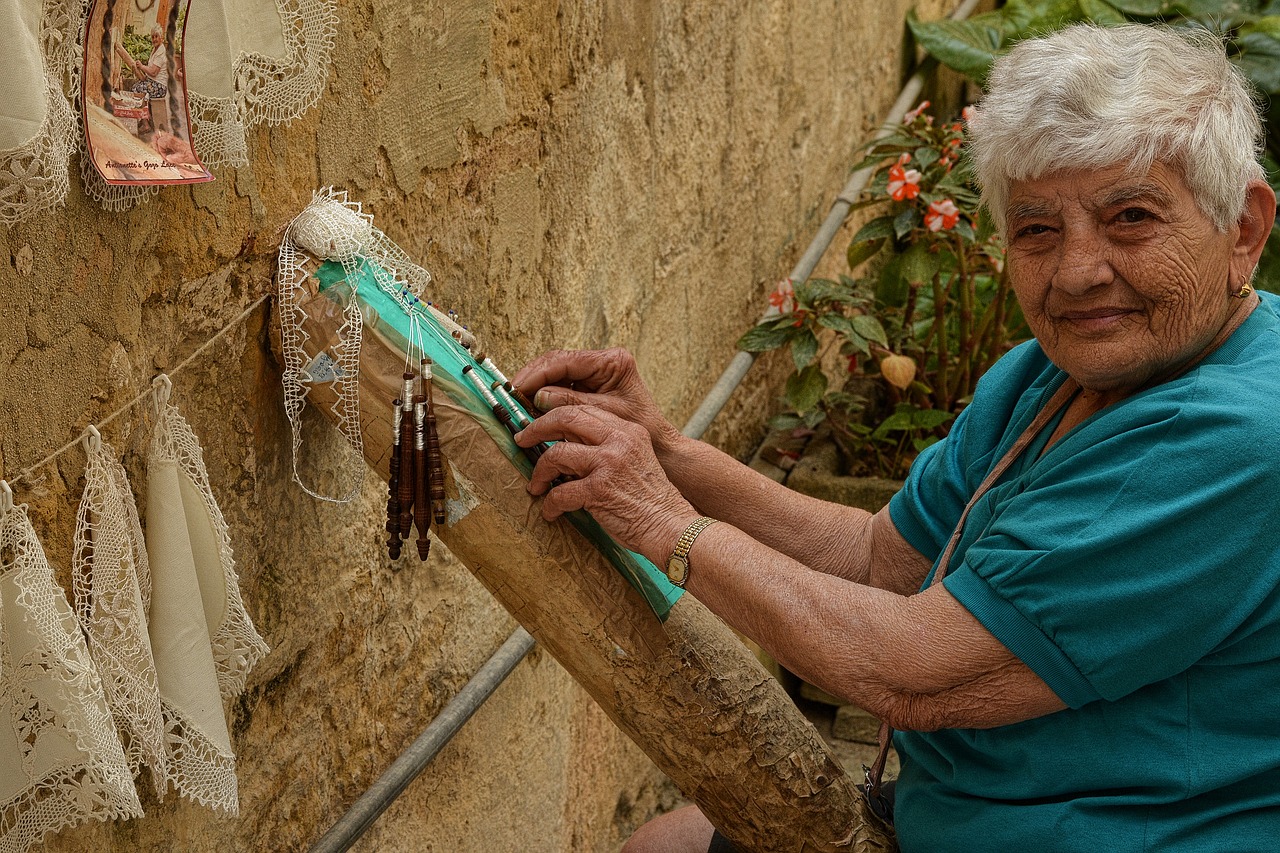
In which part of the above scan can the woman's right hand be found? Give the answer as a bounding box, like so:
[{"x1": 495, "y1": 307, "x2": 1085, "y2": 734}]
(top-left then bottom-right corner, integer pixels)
[{"x1": 512, "y1": 348, "x2": 684, "y2": 456}]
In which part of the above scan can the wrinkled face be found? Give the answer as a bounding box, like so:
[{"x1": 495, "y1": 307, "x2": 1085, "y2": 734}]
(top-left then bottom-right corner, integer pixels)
[{"x1": 1005, "y1": 162, "x2": 1244, "y2": 397}]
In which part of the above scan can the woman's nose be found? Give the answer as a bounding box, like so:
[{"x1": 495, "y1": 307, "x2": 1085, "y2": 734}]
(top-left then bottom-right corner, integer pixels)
[{"x1": 1052, "y1": 230, "x2": 1114, "y2": 295}]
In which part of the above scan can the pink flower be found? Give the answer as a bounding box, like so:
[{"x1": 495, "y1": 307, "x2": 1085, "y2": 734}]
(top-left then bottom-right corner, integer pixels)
[
  {"x1": 888, "y1": 163, "x2": 922, "y2": 201},
  {"x1": 903, "y1": 100, "x2": 931, "y2": 124},
  {"x1": 925, "y1": 199, "x2": 960, "y2": 232},
  {"x1": 962, "y1": 105, "x2": 977, "y2": 125},
  {"x1": 769, "y1": 278, "x2": 796, "y2": 314}
]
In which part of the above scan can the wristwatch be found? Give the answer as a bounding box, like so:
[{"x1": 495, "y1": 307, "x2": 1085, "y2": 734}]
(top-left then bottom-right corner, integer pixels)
[{"x1": 666, "y1": 516, "x2": 719, "y2": 587}]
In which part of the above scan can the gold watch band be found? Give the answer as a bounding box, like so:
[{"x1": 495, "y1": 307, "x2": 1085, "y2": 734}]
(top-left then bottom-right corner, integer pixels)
[{"x1": 666, "y1": 516, "x2": 718, "y2": 587}]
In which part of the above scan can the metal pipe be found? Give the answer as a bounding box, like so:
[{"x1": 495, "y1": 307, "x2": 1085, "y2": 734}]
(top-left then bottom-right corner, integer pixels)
[
  {"x1": 311, "y1": 3, "x2": 984, "y2": 848},
  {"x1": 309, "y1": 628, "x2": 537, "y2": 853}
]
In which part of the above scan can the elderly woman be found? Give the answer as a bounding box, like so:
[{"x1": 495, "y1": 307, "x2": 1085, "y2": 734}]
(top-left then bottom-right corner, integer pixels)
[{"x1": 514, "y1": 23, "x2": 1280, "y2": 852}]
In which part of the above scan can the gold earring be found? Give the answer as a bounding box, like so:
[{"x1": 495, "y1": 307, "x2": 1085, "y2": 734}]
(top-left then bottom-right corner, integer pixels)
[{"x1": 1235, "y1": 280, "x2": 1254, "y2": 299}]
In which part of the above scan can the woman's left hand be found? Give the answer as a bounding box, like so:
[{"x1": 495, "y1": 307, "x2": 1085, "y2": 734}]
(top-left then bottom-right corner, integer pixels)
[{"x1": 515, "y1": 404, "x2": 699, "y2": 563}]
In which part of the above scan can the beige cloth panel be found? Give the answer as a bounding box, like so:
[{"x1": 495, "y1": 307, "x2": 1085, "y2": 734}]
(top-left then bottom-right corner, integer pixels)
[
  {"x1": 177, "y1": 473, "x2": 229, "y2": 636},
  {"x1": 0, "y1": 0, "x2": 45, "y2": 151},
  {"x1": 1, "y1": 503, "x2": 142, "y2": 852},
  {"x1": 144, "y1": 460, "x2": 233, "y2": 757},
  {"x1": 185, "y1": 0, "x2": 289, "y2": 100},
  {"x1": 185, "y1": 0, "x2": 237, "y2": 99},
  {"x1": 227, "y1": 0, "x2": 287, "y2": 64}
]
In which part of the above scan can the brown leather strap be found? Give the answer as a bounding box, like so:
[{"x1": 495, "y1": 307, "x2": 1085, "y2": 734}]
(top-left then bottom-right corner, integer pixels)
[
  {"x1": 864, "y1": 377, "x2": 1078, "y2": 810},
  {"x1": 863, "y1": 294, "x2": 1261, "y2": 809}
]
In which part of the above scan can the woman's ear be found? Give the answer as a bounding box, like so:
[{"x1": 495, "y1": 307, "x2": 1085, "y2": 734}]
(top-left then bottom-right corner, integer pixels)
[{"x1": 1232, "y1": 179, "x2": 1277, "y2": 281}]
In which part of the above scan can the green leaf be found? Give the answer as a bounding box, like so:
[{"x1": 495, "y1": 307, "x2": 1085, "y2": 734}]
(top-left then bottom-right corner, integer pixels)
[
  {"x1": 852, "y1": 315, "x2": 889, "y2": 347},
  {"x1": 768, "y1": 412, "x2": 802, "y2": 430},
  {"x1": 737, "y1": 323, "x2": 793, "y2": 352},
  {"x1": 1103, "y1": 0, "x2": 1173, "y2": 14},
  {"x1": 1232, "y1": 31, "x2": 1280, "y2": 92},
  {"x1": 911, "y1": 408, "x2": 955, "y2": 429},
  {"x1": 802, "y1": 408, "x2": 828, "y2": 429},
  {"x1": 913, "y1": 146, "x2": 941, "y2": 170},
  {"x1": 786, "y1": 365, "x2": 828, "y2": 413},
  {"x1": 1077, "y1": 0, "x2": 1130, "y2": 24},
  {"x1": 852, "y1": 216, "x2": 896, "y2": 243},
  {"x1": 900, "y1": 240, "x2": 941, "y2": 285},
  {"x1": 1239, "y1": 15, "x2": 1280, "y2": 36},
  {"x1": 847, "y1": 237, "x2": 885, "y2": 270},
  {"x1": 908, "y1": 10, "x2": 1005, "y2": 82},
  {"x1": 954, "y1": 218, "x2": 977, "y2": 242},
  {"x1": 791, "y1": 328, "x2": 819, "y2": 370},
  {"x1": 819, "y1": 313, "x2": 856, "y2": 336},
  {"x1": 876, "y1": 254, "x2": 909, "y2": 307},
  {"x1": 872, "y1": 411, "x2": 915, "y2": 438},
  {"x1": 894, "y1": 208, "x2": 921, "y2": 239}
]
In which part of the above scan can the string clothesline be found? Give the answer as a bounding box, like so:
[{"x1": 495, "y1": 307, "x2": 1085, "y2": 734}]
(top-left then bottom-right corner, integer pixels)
[{"x1": 5, "y1": 293, "x2": 271, "y2": 492}]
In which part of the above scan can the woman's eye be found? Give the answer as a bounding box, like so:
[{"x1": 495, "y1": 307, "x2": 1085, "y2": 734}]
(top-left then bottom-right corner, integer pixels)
[
  {"x1": 1014, "y1": 223, "x2": 1051, "y2": 239},
  {"x1": 1117, "y1": 207, "x2": 1153, "y2": 224}
]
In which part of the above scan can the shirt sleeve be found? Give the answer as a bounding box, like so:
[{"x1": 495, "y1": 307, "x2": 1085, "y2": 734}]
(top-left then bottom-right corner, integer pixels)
[
  {"x1": 890, "y1": 342, "x2": 1056, "y2": 564},
  {"x1": 943, "y1": 367, "x2": 1280, "y2": 707}
]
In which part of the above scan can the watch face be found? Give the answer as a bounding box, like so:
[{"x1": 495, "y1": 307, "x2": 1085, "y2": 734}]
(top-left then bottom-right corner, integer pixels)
[{"x1": 666, "y1": 555, "x2": 689, "y2": 585}]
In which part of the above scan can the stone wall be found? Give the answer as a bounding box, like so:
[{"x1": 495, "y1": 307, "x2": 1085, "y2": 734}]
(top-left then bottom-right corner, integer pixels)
[{"x1": 1, "y1": 0, "x2": 953, "y2": 849}]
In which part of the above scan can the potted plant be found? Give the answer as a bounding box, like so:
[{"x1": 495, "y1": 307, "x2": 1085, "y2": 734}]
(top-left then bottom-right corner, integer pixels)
[{"x1": 739, "y1": 102, "x2": 1027, "y2": 481}]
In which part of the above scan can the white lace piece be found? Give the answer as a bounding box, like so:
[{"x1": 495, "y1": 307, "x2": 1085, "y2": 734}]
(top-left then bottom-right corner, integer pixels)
[
  {"x1": 1, "y1": 0, "x2": 334, "y2": 220},
  {"x1": 72, "y1": 433, "x2": 168, "y2": 797},
  {"x1": 234, "y1": 0, "x2": 337, "y2": 128},
  {"x1": 1, "y1": 496, "x2": 142, "y2": 853},
  {"x1": 0, "y1": 0, "x2": 77, "y2": 226},
  {"x1": 187, "y1": 92, "x2": 249, "y2": 169},
  {"x1": 276, "y1": 188, "x2": 369, "y2": 503},
  {"x1": 277, "y1": 189, "x2": 472, "y2": 502},
  {"x1": 150, "y1": 388, "x2": 269, "y2": 699}
]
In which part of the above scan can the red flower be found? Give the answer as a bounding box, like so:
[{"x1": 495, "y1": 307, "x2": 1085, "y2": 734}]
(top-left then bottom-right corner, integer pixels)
[
  {"x1": 888, "y1": 163, "x2": 922, "y2": 201},
  {"x1": 768, "y1": 278, "x2": 796, "y2": 314},
  {"x1": 925, "y1": 199, "x2": 960, "y2": 232},
  {"x1": 846, "y1": 354, "x2": 859, "y2": 374},
  {"x1": 903, "y1": 100, "x2": 931, "y2": 124}
]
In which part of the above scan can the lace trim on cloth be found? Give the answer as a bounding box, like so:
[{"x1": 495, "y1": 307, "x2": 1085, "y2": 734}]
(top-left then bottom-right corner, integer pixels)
[
  {"x1": 1, "y1": 500, "x2": 142, "y2": 853},
  {"x1": 188, "y1": 92, "x2": 249, "y2": 170},
  {"x1": 72, "y1": 434, "x2": 168, "y2": 797},
  {"x1": 276, "y1": 188, "x2": 369, "y2": 502},
  {"x1": 151, "y1": 390, "x2": 269, "y2": 698},
  {"x1": 277, "y1": 188, "x2": 457, "y2": 502},
  {"x1": 234, "y1": 0, "x2": 337, "y2": 128},
  {"x1": 0, "y1": 0, "x2": 77, "y2": 226}
]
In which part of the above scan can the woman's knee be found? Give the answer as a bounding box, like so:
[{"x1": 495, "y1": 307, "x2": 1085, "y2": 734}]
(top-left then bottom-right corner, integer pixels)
[{"x1": 621, "y1": 804, "x2": 716, "y2": 853}]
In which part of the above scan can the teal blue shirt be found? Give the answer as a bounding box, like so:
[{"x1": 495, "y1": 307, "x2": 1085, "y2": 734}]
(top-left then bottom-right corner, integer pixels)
[{"x1": 888, "y1": 292, "x2": 1280, "y2": 852}]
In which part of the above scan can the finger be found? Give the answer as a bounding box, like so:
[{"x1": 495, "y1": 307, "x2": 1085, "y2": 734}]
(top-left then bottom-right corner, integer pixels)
[
  {"x1": 530, "y1": 386, "x2": 634, "y2": 416},
  {"x1": 513, "y1": 348, "x2": 632, "y2": 398},
  {"x1": 527, "y1": 441, "x2": 599, "y2": 496},
  {"x1": 539, "y1": 477, "x2": 588, "y2": 522},
  {"x1": 515, "y1": 405, "x2": 629, "y2": 448}
]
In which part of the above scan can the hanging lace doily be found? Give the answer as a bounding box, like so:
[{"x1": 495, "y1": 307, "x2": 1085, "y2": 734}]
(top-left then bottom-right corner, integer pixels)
[
  {"x1": 72, "y1": 430, "x2": 168, "y2": 796},
  {"x1": 186, "y1": 0, "x2": 337, "y2": 168},
  {"x1": 142, "y1": 379, "x2": 268, "y2": 814},
  {"x1": 1, "y1": 483, "x2": 142, "y2": 853},
  {"x1": 150, "y1": 378, "x2": 268, "y2": 696},
  {"x1": 0, "y1": 0, "x2": 77, "y2": 226}
]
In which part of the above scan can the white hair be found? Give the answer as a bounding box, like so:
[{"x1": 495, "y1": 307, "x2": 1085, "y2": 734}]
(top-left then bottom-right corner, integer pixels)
[{"x1": 967, "y1": 24, "x2": 1265, "y2": 232}]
